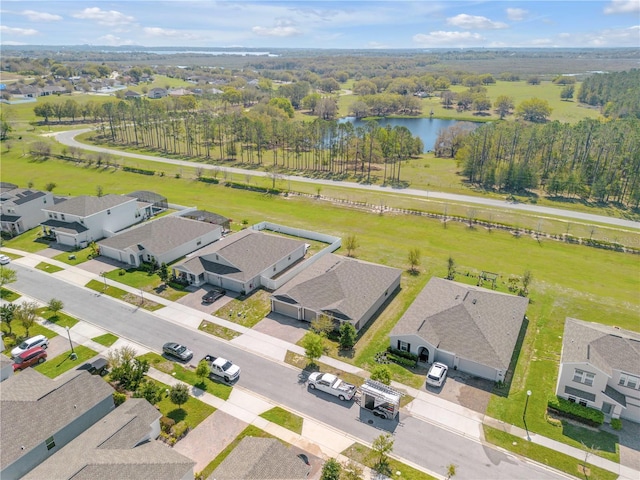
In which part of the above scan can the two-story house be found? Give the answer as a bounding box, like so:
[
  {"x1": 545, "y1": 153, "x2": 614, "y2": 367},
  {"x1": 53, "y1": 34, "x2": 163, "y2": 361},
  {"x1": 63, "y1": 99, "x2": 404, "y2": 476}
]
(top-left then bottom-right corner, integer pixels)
[
  {"x1": 40, "y1": 194, "x2": 144, "y2": 247},
  {"x1": 556, "y1": 317, "x2": 640, "y2": 423},
  {"x1": 0, "y1": 187, "x2": 54, "y2": 236}
]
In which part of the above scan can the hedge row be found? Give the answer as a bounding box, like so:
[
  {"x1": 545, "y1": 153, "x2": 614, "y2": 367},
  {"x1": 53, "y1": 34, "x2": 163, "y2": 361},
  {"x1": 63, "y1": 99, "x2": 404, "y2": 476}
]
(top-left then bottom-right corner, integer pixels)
[
  {"x1": 547, "y1": 396, "x2": 604, "y2": 427},
  {"x1": 122, "y1": 166, "x2": 155, "y2": 176},
  {"x1": 198, "y1": 177, "x2": 220, "y2": 184},
  {"x1": 387, "y1": 353, "x2": 416, "y2": 368},
  {"x1": 387, "y1": 346, "x2": 419, "y2": 362},
  {"x1": 226, "y1": 182, "x2": 283, "y2": 195}
]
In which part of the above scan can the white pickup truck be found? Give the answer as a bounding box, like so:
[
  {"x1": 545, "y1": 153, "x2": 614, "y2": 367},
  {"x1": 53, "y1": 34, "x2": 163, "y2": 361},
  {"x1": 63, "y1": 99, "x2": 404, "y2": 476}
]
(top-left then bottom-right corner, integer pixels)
[
  {"x1": 308, "y1": 372, "x2": 356, "y2": 401},
  {"x1": 202, "y1": 355, "x2": 241, "y2": 382}
]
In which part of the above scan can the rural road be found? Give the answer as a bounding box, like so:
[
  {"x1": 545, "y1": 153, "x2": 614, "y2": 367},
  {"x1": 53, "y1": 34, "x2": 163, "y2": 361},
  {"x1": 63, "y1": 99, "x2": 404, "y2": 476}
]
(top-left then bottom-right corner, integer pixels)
[{"x1": 54, "y1": 129, "x2": 640, "y2": 230}]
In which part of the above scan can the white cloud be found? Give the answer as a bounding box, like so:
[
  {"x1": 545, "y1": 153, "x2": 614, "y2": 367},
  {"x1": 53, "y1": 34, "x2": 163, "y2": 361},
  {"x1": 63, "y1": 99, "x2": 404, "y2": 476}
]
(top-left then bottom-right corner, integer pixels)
[
  {"x1": 252, "y1": 19, "x2": 302, "y2": 37},
  {"x1": 21, "y1": 10, "x2": 62, "y2": 22},
  {"x1": 604, "y1": 0, "x2": 640, "y2": 14},
  {"x1": 144, "y1": 27, "x2": 180, "y2": 37},
  {"x1": 413, "y1": 31, "x2": 484, "y2": 46},
  {"x1": 73, "y1": 7, "x2": 134, "y2": 26},
  {"x1": 531, "y1": 38, "x2": 553, "y2": 45},
  {"x1": 0, "y1": 25, "x2": 38, "y2": 36},
  {"x1": 98, "y1": 34, "x2": 133, "y2": 46},
  {"x1": 446, "y1": 14, "x2": 508, "y2": 30},
  {"x1": 588, "y1": 25, "x2": 640, "y2": 46},
  {"x1": 506, "y1": 8, "x2": 528, "y2": 21}
]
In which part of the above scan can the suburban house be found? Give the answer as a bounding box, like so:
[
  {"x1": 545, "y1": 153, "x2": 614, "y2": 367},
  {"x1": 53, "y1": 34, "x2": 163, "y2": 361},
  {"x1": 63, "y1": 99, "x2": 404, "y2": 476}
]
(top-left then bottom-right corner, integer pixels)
[
  {"x1": 40, "y1": 194, "x2": 145, "y2": 247},
  {"x1": 124, "y1": 90, "x2": 142, "y2": 99},
  {"x1": 0, "y1": 354, "x2": 12, "y2": 382},
  {"x1": 148, "y1": 87, "x2": 168, "y2": 99},
  {"x1": 98, "y1": 216, "x2": 222, "y2": 268},
  {"x1": 172, "y1": 229, "x2": 307, "y2": 293},
  {"x1": 209, "y1": 437, "x2": 311, "y2": 480},
  {"x1": 390, "y1": 277, "x2": 529, "y2": 382},
  {"x1": 0, "y1": 369, "x2": 114, "y2": 479},
  {"x1": 180, "y1": 209, "x2": 231, "y2": 232},
  {"x1": 23, "y1": 399, "x2": 195, "y2": 480},
  {"x1": 126, "y1": 190, "x2": 168, "y2": 217},
  {"x1": 0, "y1": 187, "x2": 53, "y2": 236},
  {"x1": 555, "y1": 317, "x2": 640, "y2": 422},
  {"x1": 271, "y1": 253, "x2": 401, "y2": 332}
]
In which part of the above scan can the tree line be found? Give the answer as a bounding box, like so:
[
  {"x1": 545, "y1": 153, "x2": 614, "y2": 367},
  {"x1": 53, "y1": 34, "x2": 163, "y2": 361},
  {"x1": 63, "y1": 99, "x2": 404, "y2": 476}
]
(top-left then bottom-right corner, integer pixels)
[{"x1": 578, "y1": 69, "x2": 640, "y2": 119}]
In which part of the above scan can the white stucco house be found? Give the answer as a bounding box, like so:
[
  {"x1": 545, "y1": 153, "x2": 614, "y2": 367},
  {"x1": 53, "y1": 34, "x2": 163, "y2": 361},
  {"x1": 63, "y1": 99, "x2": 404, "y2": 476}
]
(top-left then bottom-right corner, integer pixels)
[
  {"x1": 271, "y1": 253, "x2": 401, "y2": 332},
  {"x1": 0, "y1": 188, "x2": 54, "y2": 236},
  {"x1": 98, "y1": 216, "x2": 222, "y2": 268},
  {"x1": 172, "y1": 229, "x2": 307, "y2": 294},
  {"x1": 40, "y1": 194, "x2": 148, "y2": 247},
  {"x1": 390, "y1": 277, "x2": 529, "y2": 382},
  {"x1": 555, "y1": 318, "x2": 640, "y2": 423}
]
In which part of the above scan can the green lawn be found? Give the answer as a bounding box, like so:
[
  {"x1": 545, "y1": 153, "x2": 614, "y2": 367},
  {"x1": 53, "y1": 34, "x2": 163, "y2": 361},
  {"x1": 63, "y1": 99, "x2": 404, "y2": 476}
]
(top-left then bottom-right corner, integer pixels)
[
  {"x1": 36, "y1": 307, "x2": 79, "y2": 329},
  {"x1": 1, "y1": 323, "x2": 57, "y2": 353},
  {"x1": 33, "y1": 345, "x2": 98, "y2": 378},
  {"x1": 0, "y1": 288, "x2": 20, "y2": 302},
  {"x1": 34, "y1": 261, "x2": 64, "y2": 274},
  {"x1": 104, "y1": 267, "x2": 189, "y2": 302},
  {"x1": 483, "y1": 426, "x2": 617, "y2": 480},
  {"x1": 199, "y1": 320, "x2": 242, "y2": 341},
  {"x1": 91, "y1": 333, "x2": 118, "y2": 347},
  {"x1": 341, "y1": 442, "x2": 437, "y2": 480},
  {"x1": 259, "y1": 406, "x2": 304, "y2": 435},
  {"x1": 85, "y1": 279, "x2": 164, "y2": 311},
  {"x1": 214, "y1": 289, "x2": 272, "y2": 328},
  {"x1": 195, "y1": 426, "x2": 276, "y2": 480},
  {"x1": 148, "y1": 378, "x2": 216, "y2": 429},
  {"x1": 53, "y1": 246, "x2": 96, "y2": 265},
  {"x1": 2, "y1": 228, "x2": 50, "y2": 253},
  {"x1": 138, "y1": 352, "x2": 233, "y2": 401}
]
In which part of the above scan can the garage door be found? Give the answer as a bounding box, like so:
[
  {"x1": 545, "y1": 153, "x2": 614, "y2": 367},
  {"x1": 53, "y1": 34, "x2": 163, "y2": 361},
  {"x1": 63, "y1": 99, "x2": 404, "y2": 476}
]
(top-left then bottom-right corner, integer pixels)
[
  {"x1": 273, "y1": 300, "x2": 300, "y2": 319},
  {"x1": 458, "y1": 358, "x2": 497, "y2": 381},
  {"x1": 622, "y1": 400, "x2": 640, "y2": 422}
]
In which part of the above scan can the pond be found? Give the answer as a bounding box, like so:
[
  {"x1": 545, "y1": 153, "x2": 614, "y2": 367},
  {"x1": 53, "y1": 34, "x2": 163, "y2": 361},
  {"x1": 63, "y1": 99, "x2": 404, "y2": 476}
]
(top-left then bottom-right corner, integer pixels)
[{"x1": 338, "y1": 116, "x2": 479, "y2": 152}]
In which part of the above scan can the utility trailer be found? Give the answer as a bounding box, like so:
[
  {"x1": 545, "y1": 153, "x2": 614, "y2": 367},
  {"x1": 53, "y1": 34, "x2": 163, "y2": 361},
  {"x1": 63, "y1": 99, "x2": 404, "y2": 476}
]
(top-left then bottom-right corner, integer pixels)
[{"x1": 358, "y1": 379, "x2": 402, "y2": 420}]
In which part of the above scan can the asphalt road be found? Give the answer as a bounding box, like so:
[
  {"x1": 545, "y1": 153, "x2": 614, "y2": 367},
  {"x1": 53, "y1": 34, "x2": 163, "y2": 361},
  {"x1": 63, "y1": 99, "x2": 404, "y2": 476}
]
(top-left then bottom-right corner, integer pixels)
[
  {"x1": 54, "y1": 129, "x2": 640, "y2": 230},
  {"x1": 11, "y1": 264, "x2": 565, "y2": 480}
]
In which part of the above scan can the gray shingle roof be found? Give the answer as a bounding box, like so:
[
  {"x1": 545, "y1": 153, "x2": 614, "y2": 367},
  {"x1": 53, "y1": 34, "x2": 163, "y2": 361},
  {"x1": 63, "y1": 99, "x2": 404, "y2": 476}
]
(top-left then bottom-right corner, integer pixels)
[
  {"x1": 0, "y1": 188, "x2": 46, "y2": 205},
  {"x1": 561, "y1": 318, "x2": 640, "y2": 376},
  {"x1": 98, "y1": 216, "x2": 221, "y2": 256},
  {"x1": 178, "y1": 229, "x2": 305, "y2": 282},
  {"x1": 42, "y1": 218, "x2": 89, "y2": 234},
  {"x1": 272, "y1": 253, "x2": 401, "y2": 324},
  {"x1": 1, "y1": 370, "x2": 114, "y2": 468},
  {"x1": 391, "y1": 277, "x2": 529, "y2": 370},
  {"x1": 209, "y1": 437, "x2": 310, "y2": 480},
  {"x1": 564, "y1": 385, "x2": 596, "y2": 402},
  {"x1": 44, "y1": 194, "x2": 135, "y2": 216},
  {"x1": 23, "y1": 399, "x2": 194, "y2": 480}
]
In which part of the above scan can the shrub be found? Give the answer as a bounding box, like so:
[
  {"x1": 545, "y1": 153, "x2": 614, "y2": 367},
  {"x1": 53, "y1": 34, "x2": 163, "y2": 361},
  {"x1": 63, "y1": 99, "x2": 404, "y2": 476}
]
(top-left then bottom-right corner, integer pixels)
[
  {"x1": 160, "y1": 416, "x2": 176, "y2": 433},
  {"x1": 547, "y1": 396, "x2": 604, "y2": 427},
  {"x1": 386, "y1": 353, "x2": 416, "y2": 368},
  {"x1": 198, "y1": 177, "x2": 219, "y2": 184},
  {"x1": 387, "y1": 346, "x2": 418, "y2": 362},
  {"x1": 113, "y1": 392, "x2": 127, "y2": 407},
  {"x1": 122, "y1": 166, "x2": 155, "y2": 176},
  {"x1": 172, "y1": 421, "x2": 189, "y2": 439},
  {"x1": 118, "y1": 268, "x2": 126, "y2": 276},
  {"x1": 610, "y1": 418, "x2": 622, "y2": 430}
]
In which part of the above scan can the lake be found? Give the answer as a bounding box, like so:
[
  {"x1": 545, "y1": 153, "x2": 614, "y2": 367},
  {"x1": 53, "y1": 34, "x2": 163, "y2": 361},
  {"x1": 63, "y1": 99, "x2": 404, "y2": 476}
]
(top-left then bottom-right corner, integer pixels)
[{"x1": 338, "y1": 117, "x2": 478, "y2": 152}]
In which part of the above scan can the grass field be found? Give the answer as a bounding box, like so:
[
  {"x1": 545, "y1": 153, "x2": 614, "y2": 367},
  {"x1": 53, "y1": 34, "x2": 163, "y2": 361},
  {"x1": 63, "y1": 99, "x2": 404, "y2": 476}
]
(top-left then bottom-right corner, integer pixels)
[
  {"x1": 34, "y1": 345, "x2": 98, "y2": 378},
  {"x1": 36, "y1": 307, "x2": 79, "y2": 329},
  {"x1": 259, "y1": 406, "x2": 304, "y2": 435},
  {"x1": 146, "y1": 378, "x2": 216, "y2": 429},
  {"x1": 91, "y1": 333, "x2": 118, "y2": 347}
]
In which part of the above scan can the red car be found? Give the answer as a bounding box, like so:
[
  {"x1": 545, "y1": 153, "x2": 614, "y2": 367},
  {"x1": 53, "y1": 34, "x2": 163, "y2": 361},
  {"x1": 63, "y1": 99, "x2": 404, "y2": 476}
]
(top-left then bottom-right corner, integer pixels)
[{"x1": 13, "y1": 346, "x2": 47, "y2": 371}]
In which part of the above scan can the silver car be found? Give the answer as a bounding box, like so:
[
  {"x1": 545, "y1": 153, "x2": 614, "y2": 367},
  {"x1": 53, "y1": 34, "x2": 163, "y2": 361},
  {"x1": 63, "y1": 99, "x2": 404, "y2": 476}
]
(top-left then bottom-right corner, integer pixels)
[{"x1": 162, "y1": 342, "x2": 193, "y2": 361}]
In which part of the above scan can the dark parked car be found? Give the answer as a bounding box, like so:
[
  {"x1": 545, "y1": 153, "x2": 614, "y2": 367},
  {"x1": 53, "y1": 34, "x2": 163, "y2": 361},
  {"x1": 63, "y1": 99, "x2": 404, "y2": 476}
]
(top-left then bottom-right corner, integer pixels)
[
  {"x1": 79, "y1": 357, "x2": 109, "y2": 376},
  {"x1": 162, "y1": 342, "x2": 194, "y2": 361},
  {"x1": 13, "y1": 347, "x2": 47, "y2": 371},
  {"x1": 202, "y1": 287, "x2": 226, "y2": 304}
]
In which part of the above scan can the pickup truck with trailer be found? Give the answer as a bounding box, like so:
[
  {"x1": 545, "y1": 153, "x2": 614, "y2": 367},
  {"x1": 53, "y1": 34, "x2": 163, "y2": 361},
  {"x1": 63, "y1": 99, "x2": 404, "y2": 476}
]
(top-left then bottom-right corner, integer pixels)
[
  {"x1": 307, "y1": 372, "x2": 356, "y2": 401},
  {"x1": 201, "y1": 354, "x2": 240, "y2": 382}
]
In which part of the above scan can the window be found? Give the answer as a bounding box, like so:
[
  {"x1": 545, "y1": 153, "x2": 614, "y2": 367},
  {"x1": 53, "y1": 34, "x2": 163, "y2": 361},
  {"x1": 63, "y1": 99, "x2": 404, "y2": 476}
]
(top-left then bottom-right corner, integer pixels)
[
  {"x1": 619, "y1": 373, "x2": 640, "y2": 389},
  {"x1": 197, "y1": 240, "x2": 201, "y2": 246},
  {"x1": 46, "y1": 436, "x2": 56, "y2": 450},
  {"x1": 568, "y1": 396, "x2": 576, "y2": 403},
  {"x1": 397, "y1": 340, "x2": 410, "y2": 352},
  {"x1": 107, "y1": 209, "x2": 111, "y2": 215},
  {"x1": 61, "y1": 214, "x2": 65, "y2": 220},
  {"x1": 573, "y1": 369, "x2": 595, "y2": 387},
  {"x1": 579, "y1": 399, "x2": 588, "y2": 407}
]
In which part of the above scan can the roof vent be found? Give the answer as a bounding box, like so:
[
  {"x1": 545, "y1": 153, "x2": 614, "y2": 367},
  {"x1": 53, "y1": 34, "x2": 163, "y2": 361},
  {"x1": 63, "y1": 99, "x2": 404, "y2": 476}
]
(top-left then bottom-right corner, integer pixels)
[{"x1": 472, "y1": 299, "x2": 477, "y2": 304}]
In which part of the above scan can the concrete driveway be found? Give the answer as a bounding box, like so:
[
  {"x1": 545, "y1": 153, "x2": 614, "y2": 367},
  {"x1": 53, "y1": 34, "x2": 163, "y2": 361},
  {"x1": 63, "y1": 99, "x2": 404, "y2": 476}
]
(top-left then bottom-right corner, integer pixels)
[
  {"x1": 253, "y1": 312, "x2": 309, "y2": 345},
  {"x1": 175, "y1": 286, "x2": 236, "y2": 314}
]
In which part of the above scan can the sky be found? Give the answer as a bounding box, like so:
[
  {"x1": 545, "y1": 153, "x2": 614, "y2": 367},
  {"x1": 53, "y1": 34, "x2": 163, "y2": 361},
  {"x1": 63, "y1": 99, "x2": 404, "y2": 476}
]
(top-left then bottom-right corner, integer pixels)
[{"x1": 0, "y1": 0, "x2": 639, "y2": 49}]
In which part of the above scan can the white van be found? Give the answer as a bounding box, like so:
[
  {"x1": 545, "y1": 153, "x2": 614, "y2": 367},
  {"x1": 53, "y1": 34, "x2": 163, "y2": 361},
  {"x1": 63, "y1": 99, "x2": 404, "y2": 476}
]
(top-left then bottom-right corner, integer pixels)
[{"x1": 11, "y1": 335, "x2": 49, "y2": 358}]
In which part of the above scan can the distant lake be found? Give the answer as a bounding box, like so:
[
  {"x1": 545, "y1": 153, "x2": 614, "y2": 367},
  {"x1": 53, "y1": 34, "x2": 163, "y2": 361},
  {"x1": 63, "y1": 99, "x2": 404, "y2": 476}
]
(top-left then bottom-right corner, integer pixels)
[{"x1": 338, "y1": 117, "x2": 479, "y2": 152}]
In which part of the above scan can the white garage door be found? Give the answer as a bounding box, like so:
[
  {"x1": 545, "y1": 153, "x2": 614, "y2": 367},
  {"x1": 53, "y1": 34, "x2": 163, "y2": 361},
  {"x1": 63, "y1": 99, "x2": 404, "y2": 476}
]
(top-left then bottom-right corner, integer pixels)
[
  {"x1": 272, "y1": 300, "x2": 300, "y2": 319},
  {"x1": 458, "y1": 358, "x2": 498, "y2": 381},
  {"x1": 622, "y1": 401, "x2": 640, "y2": 423}
]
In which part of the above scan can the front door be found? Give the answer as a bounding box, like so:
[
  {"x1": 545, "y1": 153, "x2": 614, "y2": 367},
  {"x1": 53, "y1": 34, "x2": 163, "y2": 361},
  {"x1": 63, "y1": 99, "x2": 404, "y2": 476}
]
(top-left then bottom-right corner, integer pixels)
[
  {"x1": 418, "y1": 347, "x2": 429, "y2": 363},
  {"x1": 602, "y1": 402, "x2": 613, "y2": 417}
]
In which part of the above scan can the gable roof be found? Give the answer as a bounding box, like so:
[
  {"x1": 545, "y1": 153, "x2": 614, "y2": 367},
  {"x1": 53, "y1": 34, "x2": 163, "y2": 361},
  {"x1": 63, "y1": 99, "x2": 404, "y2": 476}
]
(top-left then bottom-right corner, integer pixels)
[
  {"x1": 209, "y1": 437, "x2": 310, "y2": 480},
  {"x1": 561, "y1": 317, "x2": 640, "y2": 376},
  {"x1": 272, "y1": 253, "x2": 401, "y2": 323},
  {"x1": 391, "y1": 277, "x2": 529, "y2": 370},
  {"x1": 178, "y1": 229, "x2": 305, "y2": 282},
  {"x1": 44, "y1": 194, "x2": 135, "y2": 216},
  {"x1": 23, "y1": 399, "x2": 194, "y2": 480},
  {"x1": 98, "y1": 216, "x2": 221, "y2": 256},
  {"x1": 1, "y1": 370, "x2": 114, "y2": 468},
  {"x1": 0, "y1": 188, "x2": 47, "y2": 206}
]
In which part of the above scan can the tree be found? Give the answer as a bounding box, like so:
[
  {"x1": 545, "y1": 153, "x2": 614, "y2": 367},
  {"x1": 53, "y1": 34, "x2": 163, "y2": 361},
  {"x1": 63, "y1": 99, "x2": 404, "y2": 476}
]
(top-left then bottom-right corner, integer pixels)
[
  {"x1": 169, "y1": 383, "x2": 190, "y2": 410},
  {"x1": 494, "y1": 95, "x2": 514, "y2": 119},
  {"x1": 301, "y1": 331, "x2": 324, "y2": 365},
  {"x1": 370, "y1": 365, "x2": 391, "y2": 385},
  {"x1": 44, "y1": 182, "x2": 57, "y2": 192},
  {"x1": 516, "y1": 98, "x2": 552, "y2": 123},
  {"x1": 344, "y1": 234, "x2": 359, "y2": 257},
  {"x1": 134, "y1": 379, "x2": 163, "y2": 405},
  {"x1": 0, "y1": 303, "x2": 17, "y2": 335},
  {"x1": 15, "y1": 301, "x2": 39, "y2": 337},
  {"x1": 341, "y1": 460, "x2": 364, "y2": 480},
  {"x1": 339, "y1": 322, "x2": 357, "y2": 350},
  {"x1": 108, "y1": 346, "x2": 149, "y2": 390},
  {"x1": 195, "y1": 359, "x2": 210, "y2": 384},
  {"x1": 560, "y1": 85, "x2": 575, "y2": 101},
  {"x1": 446, "y1": 256, "x2": 456, "y2": 280},
  {"x1": 371, "y1": 433, "x2": 394, "y2": 469},
  {"x1": 89, "y1": 241, "x2": 100, "y2": 258},
  {"x1": 311, "y1": 314, "x2": 335, "y2": 337},
  {"x1": 48, "y1": 298, "x2": 64, "y2": 318},
  {"x1": 0, "y1": 267, "x2": 17, "y2": 289},
  {"x1": 158, "y1": 263, "x2": 170, "y2": 285},
  {"x1": 408, "y1": 248, "x2": 421, "y2": 274},
  {"x1": 520, "y1": 270, "x2": 533, "y2": 296},
  {"x1": 320, "y1": 458, "x2": 341, "y2": 480},
  {"x1": 96, "y1": 185, "x2": 104, "y2": 197}
]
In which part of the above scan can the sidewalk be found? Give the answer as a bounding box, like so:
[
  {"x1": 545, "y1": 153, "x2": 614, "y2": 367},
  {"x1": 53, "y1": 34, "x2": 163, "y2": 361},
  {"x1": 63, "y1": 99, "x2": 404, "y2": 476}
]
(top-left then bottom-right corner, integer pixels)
[{"x1": 4, "y1": 248, "x2": 639, "y2": 479}]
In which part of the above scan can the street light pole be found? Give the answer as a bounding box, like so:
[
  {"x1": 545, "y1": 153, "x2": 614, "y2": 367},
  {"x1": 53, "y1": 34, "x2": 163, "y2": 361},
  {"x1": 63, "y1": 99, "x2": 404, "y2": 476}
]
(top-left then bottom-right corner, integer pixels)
[
  {"x1": 65, "y1": 326, "x2": 77, "y2": 360},
  {"x1": 523, "y1": 390, "x2": 532, "y2": 441},
  {"x1": 101, "y1": 271, "x2": 107, "y2": 290}
]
